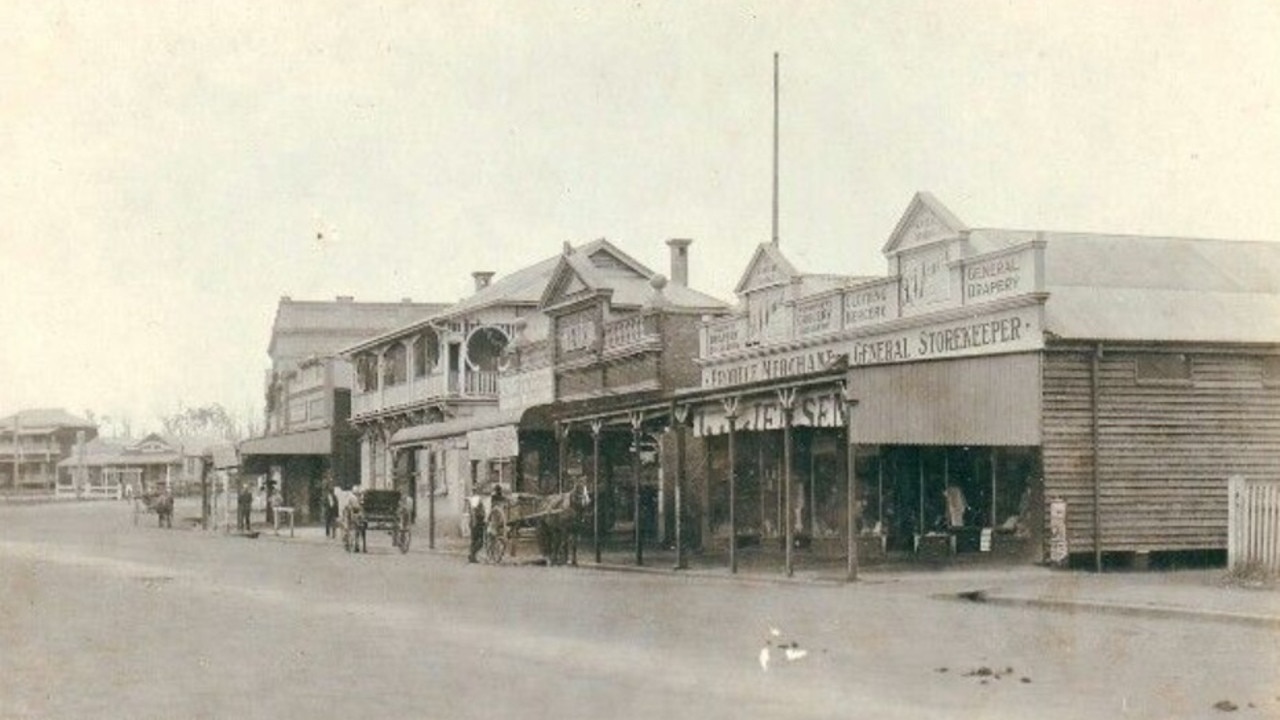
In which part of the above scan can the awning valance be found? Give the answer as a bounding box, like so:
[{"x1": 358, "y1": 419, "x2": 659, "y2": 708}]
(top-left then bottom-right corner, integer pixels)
[
  {"x1": 239, "y1": 428, "x2": 331, "y2": 457},
  {"x1": 389, "y1": 409, "x2": 524, "y2": 448}
]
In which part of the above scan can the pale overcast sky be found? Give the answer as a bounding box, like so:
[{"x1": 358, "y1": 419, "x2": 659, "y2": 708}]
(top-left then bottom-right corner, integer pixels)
[{"x1": 2, "y1": 1, "x2": 1278, "y2": 434}]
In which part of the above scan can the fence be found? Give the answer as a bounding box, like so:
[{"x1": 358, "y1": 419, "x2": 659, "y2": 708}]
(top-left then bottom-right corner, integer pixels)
[{"x1": 1228, "y1": 475, "x2": 1280, "y2": 574}]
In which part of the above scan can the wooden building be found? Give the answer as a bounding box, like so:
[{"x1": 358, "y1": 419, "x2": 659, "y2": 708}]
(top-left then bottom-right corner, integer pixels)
[
  {"x1": 560, "y1": 192, "x2": 1280, "y2": 573},
  {"x1": 348, "y1": 238, "x2": 724, "y2": 544},
  {"x1": 1, "y1": 408, "x2": 97, "y2": 491},
  {"x1": 498, "y1": 238, "x2": 727, "y2": 558},
  {"x1": 239, "y1": 295, "x2": 445, "y2": 522}
]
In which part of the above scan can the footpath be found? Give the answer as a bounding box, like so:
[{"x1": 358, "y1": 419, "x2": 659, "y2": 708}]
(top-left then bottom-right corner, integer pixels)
[{"x1": 241, "y1": 520, "x2": 1280, "y2": 630}]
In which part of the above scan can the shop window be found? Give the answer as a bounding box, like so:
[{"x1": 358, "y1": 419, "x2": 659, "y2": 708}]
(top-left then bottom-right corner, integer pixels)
[
  {"x1": 1134, "y1": 353, "x2": 1193, "y2": 385},
  {"x1": 1263, "y1": 356, "x2": 1280, "y2": 387}
]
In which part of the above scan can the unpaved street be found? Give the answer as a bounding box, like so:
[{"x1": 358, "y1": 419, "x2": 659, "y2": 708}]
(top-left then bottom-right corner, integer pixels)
[{"x1": 2, "y1": 501, "x2": 1277, "y2": 719}]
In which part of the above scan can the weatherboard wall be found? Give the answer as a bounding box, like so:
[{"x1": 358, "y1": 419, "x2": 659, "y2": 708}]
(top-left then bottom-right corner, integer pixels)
[{"x1": 1041, "y1": 346, "x2": 1280, "y2": 556}]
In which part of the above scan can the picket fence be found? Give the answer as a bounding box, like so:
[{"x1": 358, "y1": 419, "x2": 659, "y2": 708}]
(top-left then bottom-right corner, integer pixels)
[{"x1": 1228, "y1": 475, "x2": 1280, "y2": 574}]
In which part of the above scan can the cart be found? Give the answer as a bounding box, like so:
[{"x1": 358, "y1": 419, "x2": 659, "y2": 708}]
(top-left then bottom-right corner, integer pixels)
[
  {"x1": 483, "y1": 485, "x2": 589, "y2": 564},
  {"x1": 343, "y1": 489, "x2": 411, "y2": 554}
]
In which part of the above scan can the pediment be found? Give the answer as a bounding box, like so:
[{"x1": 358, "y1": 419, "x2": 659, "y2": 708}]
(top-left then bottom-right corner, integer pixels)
[
  {"x1": 882, "y1": 192, "x2": 968, "y2": 255},
  {"x1": 539, "y1": 255, "x2": 600, "y2": 310},
  {"x1": 130, "y1": 433, "x2": 177, "y2": 454},
  {"x1": 734, "y1": 243, "x2": 800, "y2": 295}
]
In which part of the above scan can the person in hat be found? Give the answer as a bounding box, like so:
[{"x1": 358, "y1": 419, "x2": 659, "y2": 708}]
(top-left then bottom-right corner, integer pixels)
[{"x1": 467, "y1": 493, "x2": 486, "y2": 563}]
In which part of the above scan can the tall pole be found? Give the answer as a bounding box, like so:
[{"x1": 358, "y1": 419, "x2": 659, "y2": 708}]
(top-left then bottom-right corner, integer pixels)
[
  {"x1": 727, "y1": 411, "x2": 739, "y2": 574},
  {"x1": 672, "y1": 405, "x2": 689, "y2": 570},
  {"x1": 630, "y1": 412, "x2": 644, "y2": 566},
  {"x1": 557, "y1": 423, "x2": 568, "y2": 494},
  {"x1": 845, "y1": 395, "x2": 860, "y2": 582},
  {"x1": 591, "y1": 420, "x2": 603, "y2": 565},
  {"x1": 771, "y1": 52, "x2": 780, "y2": 246},
  {"x1": 779, "y1": 388, "x2": 796, "y2": 577},
  {"x1": 428, "y1": 450, "x2": 437, "y2": 550}
]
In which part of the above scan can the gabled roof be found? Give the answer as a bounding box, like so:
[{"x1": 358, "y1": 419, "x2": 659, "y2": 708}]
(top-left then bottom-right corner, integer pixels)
[
  {"x1": 268, "y1": 297, "x2": 447, "y2": 363},
  {"x1": 343, "y1": 238, "x2": 727, "y2": 355},
  {"x1": 340, "y1": 248, "x2": 575, "y2": 356},
  {"x1": 541, "y1": 240, "x2": 727, "y2": 312},
  {"x1": 56, "y1": 436, "x2": 182, "y2": 467},
  {"x1": 881, "y1": 192, "x2": 968, "y2": 254},
  {"x1": 0, "y1": 408, "x2": 95, "y2": 432},
  {"x1": 733, "y1": 242, "x2": 802, "y2": 295},
  {"x1": 540, "y1": 239, "x2": 650, "y2": 309}
]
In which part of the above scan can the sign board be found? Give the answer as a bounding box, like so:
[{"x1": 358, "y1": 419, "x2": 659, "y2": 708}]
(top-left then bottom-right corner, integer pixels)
[
  {"x1": 963, "y1": 246, "x2": 1037, "y2": 305},
  {"x1": 498, "y1": 367, "x2": 554, "y2": 412},
  {"x1": 693, "y1": 388, "x2": 846, "y2": 437},
  {"x1": 1048, "y1": 498, "x2": 1068, "y2": 565},
  {"x1": 467, "y1": 426, "x2": 519, "y2": 461},
  {"x1": 701, "y1": 306, "x2": 1043, "y2": 388}
]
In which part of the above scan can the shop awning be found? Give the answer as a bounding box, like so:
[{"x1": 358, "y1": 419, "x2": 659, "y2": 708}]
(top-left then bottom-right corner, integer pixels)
[
  {"x1": 211, "y1": 444, "x2": 240, "y2": 470},
  {"x1": 389, "y1": 409, "x2": 524, "y2": 448},
  {"x1": 238, "y1": 428, "x2": 331, "y2": 457}
]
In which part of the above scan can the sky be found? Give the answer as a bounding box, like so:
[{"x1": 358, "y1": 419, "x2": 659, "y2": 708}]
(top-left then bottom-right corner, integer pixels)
[{"x1": 2, "y1": 1, "x2": 1278, "y2": 434}]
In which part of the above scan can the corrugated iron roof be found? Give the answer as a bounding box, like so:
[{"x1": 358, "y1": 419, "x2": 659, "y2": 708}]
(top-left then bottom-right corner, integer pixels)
[
  {"x1": 269, "y1": 298, "x2": 448, "y2": 361},
  {"x1": 1042, "y1": 233, "x2": 1280, "y2": 342},
  {"x1": 0, "y1": 408, "x2": 96, "y2": 431}
]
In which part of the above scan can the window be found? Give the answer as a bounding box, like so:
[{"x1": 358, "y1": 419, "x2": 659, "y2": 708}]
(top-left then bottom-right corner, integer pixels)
[
  {"x1": 356, "y1": 354, "x2": 379, "y2": 392},
  {"x1": 383, "y1": 344, "x2": 408, "y2": 386},
  {"x1": 1263, "y1": 356, "x2": 1280, "y2": 387},
  {"x1": 414, "y1": 330, "x2": 439, "y2": 377},
  {"x1": 1135, "y1": 353, "x2": 1193, "y2": 384}
]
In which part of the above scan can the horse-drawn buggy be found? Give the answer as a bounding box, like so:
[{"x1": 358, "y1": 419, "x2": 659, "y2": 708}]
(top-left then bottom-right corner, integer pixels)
[
  {"x1": 133, "y1": 490, "x2": 174, "y2": 528},
  {"x1": 479, "y1": 484, "x2": 589, "y2": 565},
  {"x1": 339, "y1": 488, "x2": 412, "y2": 554}
]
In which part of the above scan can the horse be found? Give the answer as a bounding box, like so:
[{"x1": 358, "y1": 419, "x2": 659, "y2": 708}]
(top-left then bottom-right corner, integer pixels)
[
  {"x1": 151, "y1": 491, "x2": 174, "y2": 529},
  {"x1": 535, "y1": 482, "x2": 591, "y2": 566},
  {"x1": 334, "y1": 487, "x2": 366, "y2": 553}
]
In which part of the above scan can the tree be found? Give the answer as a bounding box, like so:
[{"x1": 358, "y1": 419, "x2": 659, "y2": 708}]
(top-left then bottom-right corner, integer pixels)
[{"x1": 160, "y1": 403, "x2": 244, "y2": 441}]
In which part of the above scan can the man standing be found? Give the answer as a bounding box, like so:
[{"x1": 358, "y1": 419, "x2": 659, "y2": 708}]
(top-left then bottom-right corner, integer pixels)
[
  {"x1": 324, "y1": 478, "x2": 339, "y2": 538},
  {"x1": 467, "y1": 493, "x2": 486, "y2": 563},
  {"x1": 237, "y1": 483, "x2": 253, "y2": 532}
]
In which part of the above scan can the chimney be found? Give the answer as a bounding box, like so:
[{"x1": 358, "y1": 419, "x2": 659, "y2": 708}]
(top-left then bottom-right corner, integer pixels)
[
  {"x1": 335, "y1": 295, "x2": 354, "y2": 302},
  {"x1": 666, "y1": 238, "x2": 692, "y2": 287},
  {"x1": 472, "y1": 271, "x2": 495, "y2": 291}
]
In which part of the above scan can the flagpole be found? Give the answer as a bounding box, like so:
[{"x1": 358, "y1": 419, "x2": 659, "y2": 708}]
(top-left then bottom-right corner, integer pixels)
[{"x1": 771, "y1": 51, "x2": 780, "y2": 246}]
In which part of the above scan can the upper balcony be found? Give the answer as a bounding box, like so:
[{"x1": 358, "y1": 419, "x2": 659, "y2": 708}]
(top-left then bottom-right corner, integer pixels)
[
  {"x1": 351, "y1": 369, "x2": 501, "y2": 420},
  {"x1": 600, "y1": 312, "x2": 661, "y2": 359}
]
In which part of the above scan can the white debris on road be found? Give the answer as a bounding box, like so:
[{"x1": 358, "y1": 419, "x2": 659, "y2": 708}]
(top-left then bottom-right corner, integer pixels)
[{"x1": 760, "y1": 626, "x2": 808, "y2": 671}]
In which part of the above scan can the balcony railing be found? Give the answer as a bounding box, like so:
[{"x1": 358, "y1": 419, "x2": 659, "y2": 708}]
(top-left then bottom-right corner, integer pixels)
[
  {"x1": 351, "y1": 368, "x2": 501, "y2": 418},
  {"x1": 602, "y1": 313, "x2": 659, "y2": 355},
  {"x1": 465, "y1": 370, "x2": 499, "y2": 396}
]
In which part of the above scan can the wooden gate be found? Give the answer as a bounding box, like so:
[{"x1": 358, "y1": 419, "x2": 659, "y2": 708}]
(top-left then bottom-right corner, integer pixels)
[{"x1": 1228, "y1": 475, "x2": 1280, "y2": 574}]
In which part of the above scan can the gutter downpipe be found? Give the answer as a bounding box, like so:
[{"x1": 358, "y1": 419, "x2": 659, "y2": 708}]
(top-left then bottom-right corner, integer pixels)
[{"x1": 1091, "y1": 343, "x2": 1103, "y2": 574}]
